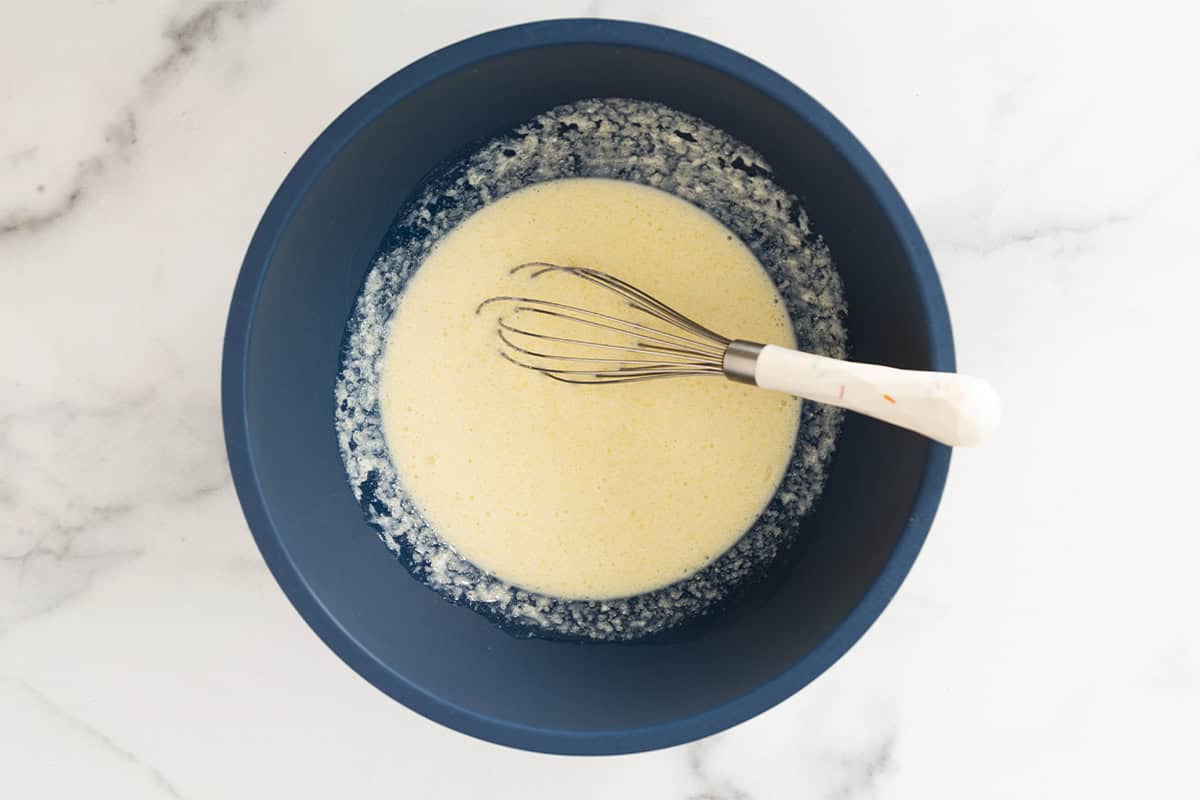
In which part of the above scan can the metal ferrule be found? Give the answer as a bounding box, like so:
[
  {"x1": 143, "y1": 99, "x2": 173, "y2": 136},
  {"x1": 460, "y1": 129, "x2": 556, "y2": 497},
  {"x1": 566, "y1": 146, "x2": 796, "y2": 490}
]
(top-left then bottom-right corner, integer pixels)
[{"x1": 722, "y1": 340, "x2": 764, "y2": 384}]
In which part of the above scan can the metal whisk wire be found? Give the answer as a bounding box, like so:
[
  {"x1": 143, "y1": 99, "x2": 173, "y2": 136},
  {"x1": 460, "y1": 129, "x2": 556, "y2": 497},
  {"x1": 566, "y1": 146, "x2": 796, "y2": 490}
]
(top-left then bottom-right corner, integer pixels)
[{"x1": 476, "y1": 263, "x2": 731, "y2": 384}]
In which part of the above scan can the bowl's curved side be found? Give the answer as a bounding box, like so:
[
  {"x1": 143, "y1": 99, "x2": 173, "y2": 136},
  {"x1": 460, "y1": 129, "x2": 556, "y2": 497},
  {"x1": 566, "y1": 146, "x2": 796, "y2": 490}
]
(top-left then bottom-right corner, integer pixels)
[{"x1": 222, "y1": 18, "x2": 953, "y2": 755}]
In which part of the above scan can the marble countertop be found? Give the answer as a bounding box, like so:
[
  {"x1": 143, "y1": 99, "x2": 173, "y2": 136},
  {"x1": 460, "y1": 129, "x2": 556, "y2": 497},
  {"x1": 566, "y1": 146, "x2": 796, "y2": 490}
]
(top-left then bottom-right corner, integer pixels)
[{"x1": 3, "y1": 1, "x2": 1198, "y2": 797}]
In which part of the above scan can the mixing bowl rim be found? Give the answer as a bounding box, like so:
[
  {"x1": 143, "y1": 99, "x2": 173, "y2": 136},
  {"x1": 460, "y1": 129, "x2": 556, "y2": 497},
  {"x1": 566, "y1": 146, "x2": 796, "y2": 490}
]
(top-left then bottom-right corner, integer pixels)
[{"x1": 221, "y1": 17, "x2": 953, "y2": 755}]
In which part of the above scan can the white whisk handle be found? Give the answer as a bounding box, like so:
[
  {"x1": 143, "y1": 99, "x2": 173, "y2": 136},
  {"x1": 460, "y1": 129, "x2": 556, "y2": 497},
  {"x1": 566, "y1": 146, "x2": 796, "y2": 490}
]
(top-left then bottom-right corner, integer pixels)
[{"x1": 753, "y1": 345, "x2": 1001, "y2": 447}]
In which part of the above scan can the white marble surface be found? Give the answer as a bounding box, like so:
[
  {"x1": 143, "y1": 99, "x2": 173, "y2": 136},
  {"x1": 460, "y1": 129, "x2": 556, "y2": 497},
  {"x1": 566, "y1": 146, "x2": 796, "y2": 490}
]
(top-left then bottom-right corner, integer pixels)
[{"x1": 2, "y1": 0, "x2": 1198, "y2": 796}]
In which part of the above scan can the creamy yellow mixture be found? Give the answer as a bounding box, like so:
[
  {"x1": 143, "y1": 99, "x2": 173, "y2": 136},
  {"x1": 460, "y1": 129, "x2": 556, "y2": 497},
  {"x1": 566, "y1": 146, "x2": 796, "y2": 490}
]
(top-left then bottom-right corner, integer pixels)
[{"x1": 379, "y1": 177, "x2": 798, "y2": 600}]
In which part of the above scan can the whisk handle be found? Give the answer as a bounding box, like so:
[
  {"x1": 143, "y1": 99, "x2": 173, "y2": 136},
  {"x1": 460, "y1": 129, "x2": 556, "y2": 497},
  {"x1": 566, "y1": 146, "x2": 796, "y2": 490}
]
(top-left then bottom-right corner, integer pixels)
[{"x1": 752, "y1": 344, "x2": 1001, "y2": 447}]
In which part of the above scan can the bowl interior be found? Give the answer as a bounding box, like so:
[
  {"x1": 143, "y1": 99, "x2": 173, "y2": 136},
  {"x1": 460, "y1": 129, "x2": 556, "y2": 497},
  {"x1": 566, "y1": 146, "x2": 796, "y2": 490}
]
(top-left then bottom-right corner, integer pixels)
[{"x1": 229, "y1": 25, "x2": 950, "y2": 754}]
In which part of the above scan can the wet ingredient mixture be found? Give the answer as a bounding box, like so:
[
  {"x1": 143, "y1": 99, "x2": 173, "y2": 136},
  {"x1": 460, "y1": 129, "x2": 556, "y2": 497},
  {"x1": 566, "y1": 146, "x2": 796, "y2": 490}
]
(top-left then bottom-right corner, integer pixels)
[{"x1": 379, "y1": 177, "x2": 800, "y2": 600}]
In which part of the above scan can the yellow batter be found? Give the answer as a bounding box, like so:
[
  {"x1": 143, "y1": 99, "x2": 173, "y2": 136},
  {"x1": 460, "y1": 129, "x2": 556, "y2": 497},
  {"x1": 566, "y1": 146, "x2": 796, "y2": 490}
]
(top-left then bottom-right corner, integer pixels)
[{"x1": 379, "y1": 177, "x2": 798, "y2": 600}]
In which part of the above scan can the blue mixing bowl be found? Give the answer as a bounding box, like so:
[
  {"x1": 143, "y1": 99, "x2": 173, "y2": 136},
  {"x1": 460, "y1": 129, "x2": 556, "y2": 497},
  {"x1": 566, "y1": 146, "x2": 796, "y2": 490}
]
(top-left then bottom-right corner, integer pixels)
[{"x1": 222, "y1": 19, "x2": 953, "y2": 754}]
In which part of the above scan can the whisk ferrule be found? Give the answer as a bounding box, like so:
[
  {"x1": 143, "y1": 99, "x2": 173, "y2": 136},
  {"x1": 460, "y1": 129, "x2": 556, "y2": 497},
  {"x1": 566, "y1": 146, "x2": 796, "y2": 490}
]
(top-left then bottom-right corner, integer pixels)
[{"x1": 721, "y1": 340, "x2": 764, "y2": 384}]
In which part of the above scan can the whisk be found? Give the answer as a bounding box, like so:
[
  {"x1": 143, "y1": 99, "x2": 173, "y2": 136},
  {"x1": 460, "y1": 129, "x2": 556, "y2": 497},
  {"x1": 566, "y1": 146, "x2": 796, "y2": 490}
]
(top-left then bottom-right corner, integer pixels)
[{"x1": 477, "y1": 263, "x2": 1000, "y2": 447}]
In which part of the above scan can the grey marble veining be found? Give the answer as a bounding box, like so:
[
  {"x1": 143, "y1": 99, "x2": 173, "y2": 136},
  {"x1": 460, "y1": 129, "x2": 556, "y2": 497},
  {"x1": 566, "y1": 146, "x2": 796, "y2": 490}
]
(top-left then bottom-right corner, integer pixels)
[
  {"x1": 2, "y1": 1, "x2": 1198, "y2": 797},
  {"x1": 1, "y1": 0, "x2": 272, "y2": 236}
]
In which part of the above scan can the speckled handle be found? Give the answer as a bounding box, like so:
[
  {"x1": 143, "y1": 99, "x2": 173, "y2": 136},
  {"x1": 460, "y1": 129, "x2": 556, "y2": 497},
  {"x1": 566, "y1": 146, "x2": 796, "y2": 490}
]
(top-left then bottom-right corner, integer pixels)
[{"x1": 753, "y1": 345, "x2": 1001, "y2": 447}]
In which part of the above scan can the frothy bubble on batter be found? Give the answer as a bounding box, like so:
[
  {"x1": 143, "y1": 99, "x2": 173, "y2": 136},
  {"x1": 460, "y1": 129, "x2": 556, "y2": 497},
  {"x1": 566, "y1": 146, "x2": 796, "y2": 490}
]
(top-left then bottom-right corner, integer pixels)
[{"x1": 335, "y1": 98, "x2": 847, "y2": 641}]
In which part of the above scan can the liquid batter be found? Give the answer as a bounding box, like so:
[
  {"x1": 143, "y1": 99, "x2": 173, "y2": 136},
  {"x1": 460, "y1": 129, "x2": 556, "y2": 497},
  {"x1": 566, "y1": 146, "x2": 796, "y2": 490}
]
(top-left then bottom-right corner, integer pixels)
[{"x1": 379, "y1": 177, "x2": 799, "y2": 600}]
